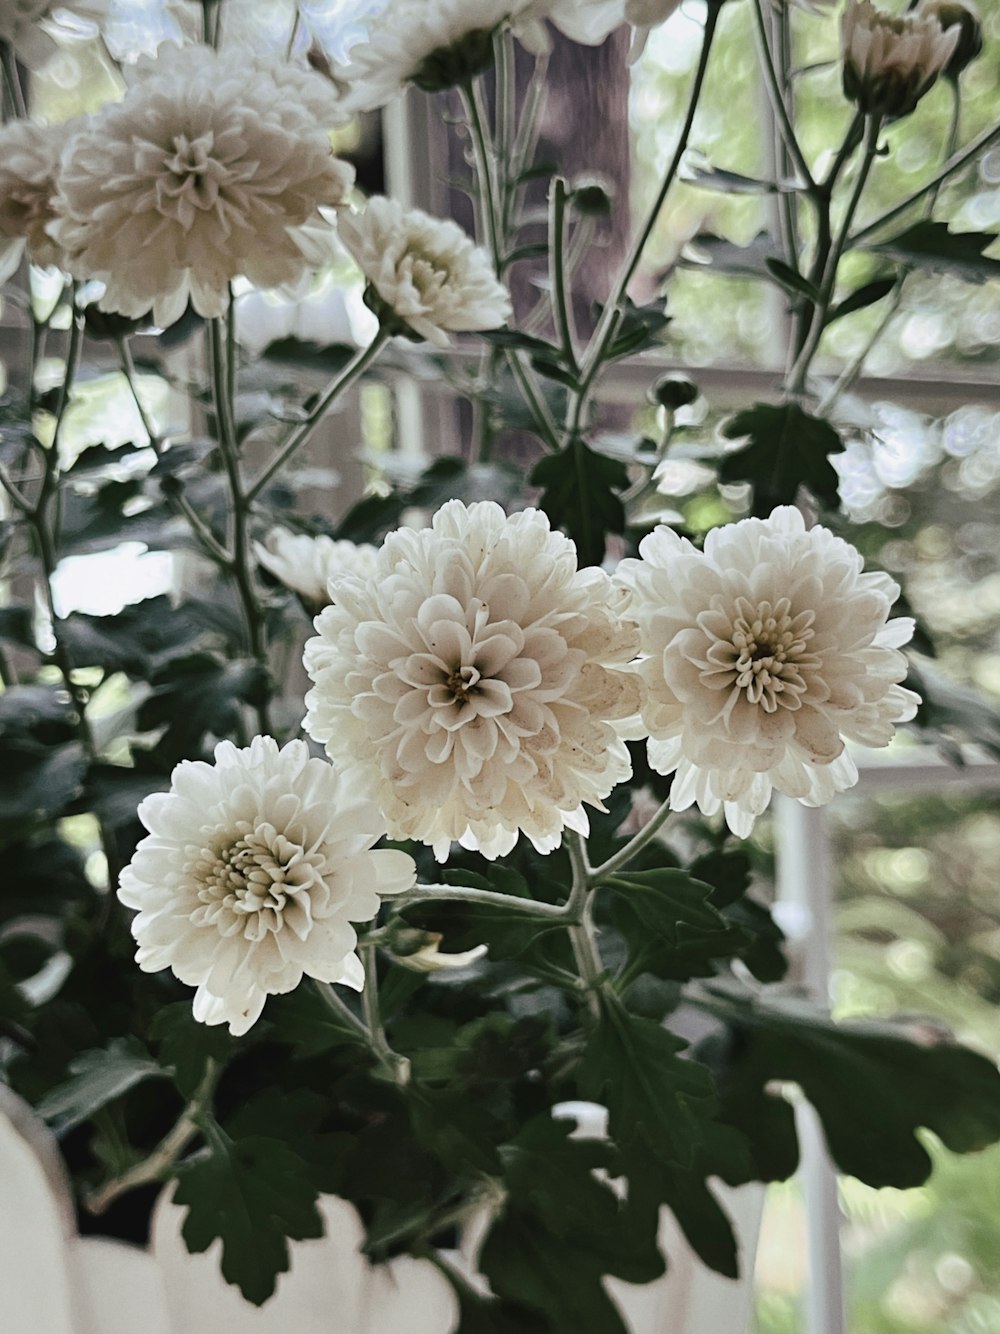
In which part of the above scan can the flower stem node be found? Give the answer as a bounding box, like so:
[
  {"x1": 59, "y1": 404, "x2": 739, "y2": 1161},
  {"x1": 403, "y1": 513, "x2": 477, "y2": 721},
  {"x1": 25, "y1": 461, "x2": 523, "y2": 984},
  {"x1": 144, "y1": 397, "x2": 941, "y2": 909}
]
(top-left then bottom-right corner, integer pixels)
[{"x1": 841, "y1": 0, "x2": 960, "y2": 120}]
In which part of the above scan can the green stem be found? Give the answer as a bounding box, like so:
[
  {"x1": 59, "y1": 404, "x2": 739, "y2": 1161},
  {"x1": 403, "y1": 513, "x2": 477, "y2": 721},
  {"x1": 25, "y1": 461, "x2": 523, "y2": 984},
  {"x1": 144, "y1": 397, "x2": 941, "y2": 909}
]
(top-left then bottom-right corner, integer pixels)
[
  {"x1": 85, "y1": 1063, "x2": 218, "y2": 1215},
  {"x1": 565, "y1": 832, "x2": 603, "y2": 1019},
  {"x1": 818, "y1": 89, "x2": 961, "y2": 416},
  {"x1": 849, "y1": 118, "x2": 1000, "y2": 248},
  {"x1": 507, "y1": 349, "x2": 560, "y2": 451},
  {"x1": 246, "y1": 330, "x2": 390, "y2": 502},
  {"x1": 495, "y1": 26, "x2": 516, "y2": 235},
  {"x1": 751, "y1": 0, "x2": 815, "y2": 194},
  {"x1": 569, "y1": 4, "x2": 720, "y2": 439},
  {"x1": 786, "y1": 115, "x2": 882, "y2": 399},
  {"x1": 397, "y1": 882, "x2": 571, "y2": 919},
  {"x1": 1, "y1": 43, "x2": 26, "y2": 120},
  {"x1": 548, "y1": 177, "x2": 579, "y2": 371},
  {"x1": 117, "y1": 338, "x2": 231, "y2": 564},
  {"x1": 461, "y1": 79, "x2": 502, "y2": 272},
  {"x1": 208, "y1": 315, "x2": 272, "y2": 734},
  {"x1": 588, "y1": 796, "x2": 674, "y2": 884}
]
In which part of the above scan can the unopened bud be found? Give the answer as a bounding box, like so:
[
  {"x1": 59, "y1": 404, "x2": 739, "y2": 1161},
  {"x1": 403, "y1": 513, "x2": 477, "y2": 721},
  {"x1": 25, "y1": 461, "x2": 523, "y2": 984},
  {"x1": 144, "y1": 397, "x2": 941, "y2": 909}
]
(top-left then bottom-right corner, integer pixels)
[
  {"x1": 841, "y1": 0, "x2": 960, "y2": 119},
  {"x1": 649, "y1": 375, "x2": 699, "y2": 410},
  {"x1": 919, "y1": 0, "x2": 983, "y2": 78}
]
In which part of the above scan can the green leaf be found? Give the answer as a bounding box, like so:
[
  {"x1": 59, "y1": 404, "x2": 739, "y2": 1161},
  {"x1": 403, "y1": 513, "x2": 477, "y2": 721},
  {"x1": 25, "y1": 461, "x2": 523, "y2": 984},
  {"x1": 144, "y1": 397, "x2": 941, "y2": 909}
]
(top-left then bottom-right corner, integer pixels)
[
  {"x1": 865, "y1": 221, "x2": 1000, "y2": 285},
  {"x1": 150, "y1": 1003, "x2": 235, "y2": 1099},
  {"x1": 451, "y1": 1285, "x2": 550, "y2": 1334},
  {"x1": 481, "y1": 1209, "x2": 630, "y2": 1334},
  {"x1": 531, "y1": 438, "x2": 628, "y2": 567},
  {"x1": 265, "y1": 983, "x2": 374, "y2": 1059},
  {"x1": 257, "y1": 337, "x2": 355, "y2": 374},
  {"x1": 765, "y1": 258, "x2": 821, "y2": 304},
  {"x1": 137, "y1": 653, "x2": 270, "y2": 762},
  {"x1": 174, "y1": 1133, "x2": 324, "y2": 1305},
  {"x1": 499, "y1": 1117, "x2": 664, "y2": 1285},
  {"x1": 602, "y1": 297, "x2": 671, "y2": 360},
  {"x1": 36, "y1": 1037, "x2": 168, "y2": 1134},
  {"x1": 682, "y1": 155, "x2": 804, "y2": 196},
  {"x1": 720, "y1": 401, "x2": 845, "y2": 516},
  {"x1": 579, "y1": 1000, "x2": 716, "y2": 1168},
  {"x1": 827, "y1": 275, "x2": 897, "y2": 323},
  {"x1": 0, "y1": 741, "x2": 87, "y2": 833},
  {"x1": 705, "y1": 989, "x2": 1000, "y2": 1187},
  {"x1": 681, "y1": 231, "x2": 783, "y2": 280},
  {"x1": 606, "y1": 869, "x2": 747, "y2": 981}
]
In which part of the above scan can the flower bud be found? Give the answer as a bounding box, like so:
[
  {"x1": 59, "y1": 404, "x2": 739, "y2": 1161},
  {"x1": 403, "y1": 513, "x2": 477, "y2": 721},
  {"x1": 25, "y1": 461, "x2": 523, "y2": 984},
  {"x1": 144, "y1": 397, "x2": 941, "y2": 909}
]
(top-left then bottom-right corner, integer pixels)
[
  {"x1": 841, "y1": 0, "x2": 960, "y2": 119},
  {"x1": 918, "y1": 0, "x2": 983, "y2": 79},
  {"x1": 649, "y1": 375, "x2": 699, "y2": 410},
  {"x1": 570, "y1": 176, "x2": 615, "y2": 218}
]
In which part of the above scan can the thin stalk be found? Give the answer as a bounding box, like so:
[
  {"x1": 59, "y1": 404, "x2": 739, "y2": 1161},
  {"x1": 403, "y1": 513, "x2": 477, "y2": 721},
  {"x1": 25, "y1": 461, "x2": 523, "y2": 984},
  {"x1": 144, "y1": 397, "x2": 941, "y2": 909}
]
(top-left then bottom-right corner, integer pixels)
[
  {"x1": 569, "y1": 5, "x2": 720, "y2": 438},
  {"x1": 460, "y1": 79, "x2": 502, "y2": 271},
  {"x1": 495, "y1": 26, "x2": 516, "y2": 234},
  {"x1": 508, "y1": 49, "x2": 549, "y2": 195},
  {"x1": 284, "y1": 6, "x2": 302, "y2": 60},
  {"x1": 522, "y1": 216, "x2": 595, "y2": 335},
  {"x1": 751, "y1": 0, "x2": 815, "y2": 193},
  {"x1": 85, "y1": 1065, "x2": 218, "y2": 1216},
  {"x1": 565, "y1": 832, "x2": 603, "y2": 1019},
  {"x1": 208, "y1": 315, "x2": 272, "y2": 734},
  {"x1": 548, "y1": 177, "x2": 579, "y2": 370},
  {"x1": 507, "y1": 349, "x2": 560, "y2": 451},
  {"x1": 397, "y1": 882, "x2": 571, "y2": 920},
  {"x1": 786, "y1": 115, "x2": 882, "y2": 399},
  {"x1": 117, "y1": 337, "x2": 231, "y2": 564},
  {"x1": 588, "y1": 795, "x2": 674, "y2": 883},
  {"x1": 850, "y1": 118, "x2": 1000, "y2": 247},
  {"x1": 818, "y1": 88, "x2": 962, "y2": 416},
  {"x1": 246, "y1": 329, "x2": 389, "y2": 501},
  {"x1": 362, "y1": 945, "x2": 410, "y2": 1084},
  {"x1": 1, "y1": 43, "x2": 26, "y2": 120}
]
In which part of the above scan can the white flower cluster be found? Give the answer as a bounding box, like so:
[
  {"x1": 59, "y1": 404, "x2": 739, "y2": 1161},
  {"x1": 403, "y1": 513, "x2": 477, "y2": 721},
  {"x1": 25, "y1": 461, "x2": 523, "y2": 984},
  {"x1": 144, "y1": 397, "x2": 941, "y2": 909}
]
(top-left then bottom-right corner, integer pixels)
[
  {"x1": 303, "y1": 500, "x2": 642, "y2": 861},
  {"x1": 0, "y1": 119, "x2": 67, "y2": 283},
  {"x1": 119, "y1": 501, "x2": 918, "y2": 1029},
  {"x1": 616, "y1": 507, "x2": 919, "y2": 836},
  {"x1": 119, "y1": 738, "x2": 416, "y2": 1034},
  {"x1": 339, "y1": 198, "x2": 512, "y2": 347},
  {"x1": 52, "y1": 43, "x2": 354, "y2": 326},
  {"x1": 255, "y1": 528, "x2": 379, "y2": 610}
]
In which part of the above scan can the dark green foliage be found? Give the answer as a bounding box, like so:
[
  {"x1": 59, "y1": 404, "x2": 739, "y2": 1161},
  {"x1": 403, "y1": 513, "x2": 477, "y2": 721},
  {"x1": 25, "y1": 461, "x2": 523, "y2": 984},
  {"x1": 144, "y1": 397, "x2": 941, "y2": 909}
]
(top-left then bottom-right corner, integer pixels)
[
  {"x1": 531, "y1": 438, "x2": 628, "y2": 566},
  {"x1": 864, "y1": 221, "x2": 1000, "y2": 284},
  {"x1": 720, "y1": 401, "x2": 845, "y2": 515},
  {"x1": 702, "y1": 987, "x2": 1000, "y2": 1188},
  {"x1": 174, "y1": 1132, "x2": 324, "y2": 1305}
]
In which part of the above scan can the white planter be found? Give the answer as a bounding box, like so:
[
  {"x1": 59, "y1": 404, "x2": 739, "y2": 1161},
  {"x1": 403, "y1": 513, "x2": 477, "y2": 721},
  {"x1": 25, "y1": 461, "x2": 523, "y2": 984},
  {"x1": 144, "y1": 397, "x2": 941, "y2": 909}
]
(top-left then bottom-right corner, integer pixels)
[{"x1": 1, "y1": 1088, "x2": 762, "y2": 1334}]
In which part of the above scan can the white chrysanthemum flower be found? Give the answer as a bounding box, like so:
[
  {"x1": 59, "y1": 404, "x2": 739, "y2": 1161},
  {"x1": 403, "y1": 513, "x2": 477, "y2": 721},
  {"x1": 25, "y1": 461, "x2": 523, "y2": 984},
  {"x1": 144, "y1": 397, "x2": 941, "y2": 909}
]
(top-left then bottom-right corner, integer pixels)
[
  {"x1": 50, "y1": 43, "x2": 354, "y2": 328},
  {"x1": 0, "y1": 119, "x2": 68, "y2": 284},
  {"x1": 304, "y1": 499, "x2": 642, "y2": 861},
  {"x1": 615, "y1": 507, "x2": 920, "y2": 838},
  {"x1": 337, "y1": 0, "x2": 534, "y2": 113},
  {"x1": 841, "y1": 0, "x2": 959, "y2": 118},
  {"x1": 118, "y1": 736, "x2": 416, "y2": 1035},
  {"x1": 339, "y1": 198, "x2": 511, "y2": 348},
  {"x1": 255, "y1": 527, "x2": 379, "y2": 609},
  {"x1": 515, "y1": 0, "x2": 624, "y2": 53}
]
